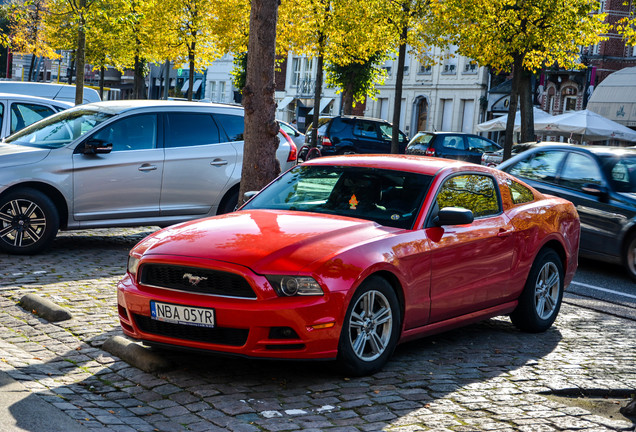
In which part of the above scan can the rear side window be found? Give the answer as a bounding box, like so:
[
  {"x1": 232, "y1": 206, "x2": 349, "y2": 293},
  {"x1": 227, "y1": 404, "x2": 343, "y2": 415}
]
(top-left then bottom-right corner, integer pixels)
[
  {"x1": 215, "y1": 113, "x2": 244, "y2": 141},
  {"x1": 507, "y1": 150, "x2": 566, "y2": 183},
  {"x1": 441, "y1": 135, "x2": 465, "y2": 150},
  {"x1": 559, "y1": 153, "x2": 602, "y2": 191},
  {"x1": 353, "y1": 120, "x2": 379, "y2": 138},
  {"x1": 509, "y1": 180, "x2": 535, "y2": 204},
  {"x1": 436, "y1": 174, "x2": 500, "y2": 217},
  {"x1": 166, "y1": 113, "x2": 220, "y2": 148},
  {"x1": 11, "y1": 102, "x2": 56, "y2": 134},
  {"x1": 327, "y1": 117, "x2": 351, "y2": 135}
]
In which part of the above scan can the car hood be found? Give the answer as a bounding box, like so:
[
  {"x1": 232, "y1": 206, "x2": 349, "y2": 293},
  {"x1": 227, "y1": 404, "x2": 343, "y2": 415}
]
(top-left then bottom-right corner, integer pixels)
[
  {"x1": 0, "y1": 143, "x2": 50, "y2": 168},
  {"x1": 136, "y1": 210, "x2": 397, "y2": 273}
]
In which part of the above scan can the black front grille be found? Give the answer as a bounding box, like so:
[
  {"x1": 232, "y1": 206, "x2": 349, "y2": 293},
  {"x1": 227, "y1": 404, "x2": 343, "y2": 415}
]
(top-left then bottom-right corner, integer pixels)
[
  {"x1": 140, "y1": 264, "x2": 256, "y2": 298},
  {"x1": 133, "y1": 314, "x2": 249, "y2": 346}
]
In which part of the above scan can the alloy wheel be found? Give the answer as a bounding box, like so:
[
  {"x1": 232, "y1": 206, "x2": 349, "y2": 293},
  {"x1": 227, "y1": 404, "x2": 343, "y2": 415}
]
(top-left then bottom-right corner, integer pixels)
[
  {"x1": 534, "y1": 261, "x2": 560, "y2": 320},
  {"x1": 348, "y1": 290, "x2": 393, "y2": 362},
  {"x1": 0, "y1": 198, "x2": 47, "y2": 247}
]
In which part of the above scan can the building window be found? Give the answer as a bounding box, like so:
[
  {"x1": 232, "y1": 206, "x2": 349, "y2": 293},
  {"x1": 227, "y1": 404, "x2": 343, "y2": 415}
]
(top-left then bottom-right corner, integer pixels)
[
  {"x1": 208, "y1": 81, "x2": 216, "y2": 101},
  {"x1": 219, "y1": 81, "x2": 226, "y2": 102},
  {"x1": 418, "y1": 63, "x2": 432, "y2": 74},
  {"x1": 463, "y1": 62, "x2": 477, "y2": 74},
  {"x1": 292, "y1": 58, "x2": 302, "y2": 87},
  {"x1": 564, "y1": 96, "x2": 577, "y2": 112}
]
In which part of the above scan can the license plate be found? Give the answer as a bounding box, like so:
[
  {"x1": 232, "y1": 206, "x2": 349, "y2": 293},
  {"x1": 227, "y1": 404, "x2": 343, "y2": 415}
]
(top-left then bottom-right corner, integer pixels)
[{"x1": 150, "y1": 301, "x2": 215, "y2": 328}]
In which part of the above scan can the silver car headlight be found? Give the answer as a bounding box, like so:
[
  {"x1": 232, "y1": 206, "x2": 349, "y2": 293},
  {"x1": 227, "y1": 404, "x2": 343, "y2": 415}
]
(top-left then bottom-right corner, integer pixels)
[
  {"x1": 127, "y1": 255, "x2": 141, "y2": 278},
  {"x1": 266, "y1": 276, "x2": 324, "y2": 297}
]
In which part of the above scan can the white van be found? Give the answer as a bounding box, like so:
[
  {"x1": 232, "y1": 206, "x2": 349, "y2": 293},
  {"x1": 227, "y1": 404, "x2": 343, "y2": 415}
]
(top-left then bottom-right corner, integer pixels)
[{"x1": 0, "y1": 81, "x2": 101, "y2": 104}]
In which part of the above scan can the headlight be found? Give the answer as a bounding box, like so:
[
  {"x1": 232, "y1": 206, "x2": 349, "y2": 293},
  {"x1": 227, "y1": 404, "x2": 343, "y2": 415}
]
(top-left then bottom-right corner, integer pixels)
[
  {"x1": 266, "y1": 276, "x2": 323, "y2": 297},
  {"x1": 127, "y1": 255, "x2": 141, "y2": 277}
]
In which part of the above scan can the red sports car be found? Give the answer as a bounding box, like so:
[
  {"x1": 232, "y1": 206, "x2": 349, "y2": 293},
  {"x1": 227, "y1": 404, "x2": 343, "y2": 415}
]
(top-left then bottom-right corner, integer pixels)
[{"x1": 117, "y1": 155, "x2": 580, "y2": 375}]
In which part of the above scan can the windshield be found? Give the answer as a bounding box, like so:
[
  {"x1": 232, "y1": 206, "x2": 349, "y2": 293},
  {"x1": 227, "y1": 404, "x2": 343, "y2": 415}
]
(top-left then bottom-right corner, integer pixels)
[
  {"x1": 4, "y1": 108, "x2": 114, "y2": 149},
  {"x1": 601, "y1": 155, "x2": 636, "y2": 194},
  {"x1": 243, "y1": 165, "x2": 433, "y2": 229}
]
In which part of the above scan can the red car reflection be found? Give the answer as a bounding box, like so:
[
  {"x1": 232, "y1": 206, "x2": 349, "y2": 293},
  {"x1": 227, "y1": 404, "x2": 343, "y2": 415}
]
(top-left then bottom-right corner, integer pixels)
[{"x1": 117, "y1": 155, "x2": 580, "y2": 375}]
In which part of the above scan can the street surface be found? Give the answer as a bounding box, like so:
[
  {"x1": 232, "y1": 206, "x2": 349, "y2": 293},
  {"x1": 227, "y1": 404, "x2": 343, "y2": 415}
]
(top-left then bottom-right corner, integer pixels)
[{"x1": 0, "y1": 227, "x2": 635, "y2": 432}]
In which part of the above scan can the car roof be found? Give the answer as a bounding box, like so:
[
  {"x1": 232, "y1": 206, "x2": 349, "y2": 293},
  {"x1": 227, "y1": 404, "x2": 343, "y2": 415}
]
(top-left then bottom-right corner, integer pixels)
[
  {"x1": 508, "y1": 142, "x2": 636, "y2": 156},
  {"x1": 68, "y1": 99, "x2": 244, "y2": 115},
  {"x1": 0, "y1": 92, "x2": 73, "y2": 108},
  {"x1": 301, "y1": 154, "x2": 488, "y2": 176}
]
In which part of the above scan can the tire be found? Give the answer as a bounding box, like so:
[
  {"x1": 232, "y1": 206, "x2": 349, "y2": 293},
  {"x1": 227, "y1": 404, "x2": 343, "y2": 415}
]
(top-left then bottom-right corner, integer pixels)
[
  {"x1": 624, "y1": 232, "x2": 636, "y2": 282},
  {"x1": 0, "y1": 188, "x2": 59, "y2": 255},
  {"x1": 510, "y1": 248, "x2": 564, "y2": 333},
  {"x1": 337, "y1": 276, "x2": 401, "y2": 376},
  {"x1": 217, "y1": 188, "x2": 239, "y2": 215}
]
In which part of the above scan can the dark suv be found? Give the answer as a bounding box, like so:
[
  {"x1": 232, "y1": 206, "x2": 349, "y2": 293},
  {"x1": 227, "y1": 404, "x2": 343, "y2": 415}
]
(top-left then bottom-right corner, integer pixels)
[
  {"x1": 405, "y1": 131, "x2": 501, "y2": 164},
  {"x1": 301, "y1": 116, "x2": 408, "y2": 159}
]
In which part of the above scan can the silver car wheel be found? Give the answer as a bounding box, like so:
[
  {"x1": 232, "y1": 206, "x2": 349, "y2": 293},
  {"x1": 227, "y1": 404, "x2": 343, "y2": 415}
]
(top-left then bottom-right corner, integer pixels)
[
  {"x1": 348, "y1": 290, "x2": 393, "y2": 362},
  {"x1": 0, "y1": 198, "x2": 47, "y2": 247},
  {"x1": 626, "y1": 235, "x2": 636, "y2": 279},
  {"x1": 534, "y1": 261, "x2": 560, "y2": 320}
]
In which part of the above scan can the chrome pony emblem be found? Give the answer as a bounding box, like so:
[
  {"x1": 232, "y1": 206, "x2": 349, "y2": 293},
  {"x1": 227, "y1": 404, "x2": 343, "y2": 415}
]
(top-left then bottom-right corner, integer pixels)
[{"x1": 183, "y1": 273, "x2": 208, "y2": 286}]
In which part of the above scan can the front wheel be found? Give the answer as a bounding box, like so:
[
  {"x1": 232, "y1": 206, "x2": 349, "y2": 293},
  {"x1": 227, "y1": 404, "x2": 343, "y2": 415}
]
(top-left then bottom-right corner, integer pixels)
[
  {"x1": 0, "y1": 188, "x2": 59, "y2": 255},
  {"x1": 624, "y1": 232, "x2": 636, "y2": 282},
  {"x1": 510, "y1": 248, "x2": 564, "y2": 332},
  {"x1": 337, "y1": 276, "x2": 400, "y2": 376}
]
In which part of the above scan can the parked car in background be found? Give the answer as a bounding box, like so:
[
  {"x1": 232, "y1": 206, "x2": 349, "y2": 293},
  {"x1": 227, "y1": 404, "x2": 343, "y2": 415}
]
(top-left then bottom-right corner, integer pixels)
[
  {"x1": 117, "y1": 154, "x2": 579, "y2": 375},
  {"x1": 0, "y1": 100, "x2": 297, "y2": 255},
  {"x1": 481, "y1": 142, "x2": 538, "y2": 167},
  {"x1": 406, "y1": 131, "x2": 501, "y2": 164},
  {"x1": 278, "y1": 120, "x2": 305, "y2": 148},
  {"x1": 498, "y1": 143, "x2": 636, "y2": 281},
  {"x1": 0, "y1": 81, "x2": 101, "y2": 104},
  {"x1": 299, "y1": 116, "x2": 408, "y2": 160},
  {"x1": 0, "y1": 93, "x2": 72, "y2": 138}
]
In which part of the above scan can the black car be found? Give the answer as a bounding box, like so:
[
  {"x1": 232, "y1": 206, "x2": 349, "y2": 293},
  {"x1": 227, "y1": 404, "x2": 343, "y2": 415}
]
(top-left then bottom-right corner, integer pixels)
[
  {"x1": 301, "y1": 116, "x2": 408, "y2": 159},
  {"x1": 406, "y1": 131, "x2": 501, "y2": 164},
  {"x1": 498, "y1": 144, "x2": 636, "y2": 281}
]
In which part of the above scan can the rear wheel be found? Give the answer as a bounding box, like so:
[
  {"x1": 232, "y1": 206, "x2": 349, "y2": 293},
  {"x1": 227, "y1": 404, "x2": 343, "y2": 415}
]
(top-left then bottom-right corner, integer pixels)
[
  {"x1": 337, "y1": 276, "x2": 400, "y2": 376},
  {"x1": 511, "y1": 248, "x2": 564, "y2": 332},
  {"x1": 0, "y1": 188, "x2": 59, "y2": 255},
  {"x1": 624, "y1": 232, "x2": 636, "y2": 282},
  {"x1": 217, "y1": 188, "x2": 239, "y2": 215}
]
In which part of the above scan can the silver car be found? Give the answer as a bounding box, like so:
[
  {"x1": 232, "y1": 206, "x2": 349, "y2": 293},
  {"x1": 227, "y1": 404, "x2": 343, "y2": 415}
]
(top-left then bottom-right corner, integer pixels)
[
  {"x1": 0, "y1": 100, "x2": 296, "y2": 254},
  {"x1": 0, "y1": 92, "x2": 72, "y2": 138}
]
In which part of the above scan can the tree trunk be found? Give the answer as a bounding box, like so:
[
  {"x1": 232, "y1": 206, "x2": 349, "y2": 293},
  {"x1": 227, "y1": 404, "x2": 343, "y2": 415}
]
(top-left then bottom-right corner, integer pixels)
[
  {"x1": 133, "y1": 55, "x2": 145, "y2": 99},
  {"x1": 341, "y1": 73, "x2": 354, "y2": 115},
  {"x1": 503, "y1": 53, "x2": 523, "y2": 161},
  {"x1": 163, "y1": 59, "x2": 170, "y2": 99},
  {"x1": 518, "y1": 69, "x2": 534, "y2": 143},
  {"x1": 99, "y1": 65, "x2": 105, "y2": 100},
  {"x1": 187, "y1": 43, "x2": 195, "y2": 101},
  {"x1": 67, "y1": 51, "x2": 75, "y2": 85},
  {"x1": 28, "y1": 55, "x2": 36, "y2": 82},
  {"x1": 391, "y1": 24, "x2": 408, "y2": 154},
  {"x1": 75, "y1": 9, "x2": 86, "y2": 106},
  {"x1": 311, "y1": 51, "x2": 324, "y2": 147},
  {"x1": 238, "y1": 0, "x2": 280, "y2": 208}
]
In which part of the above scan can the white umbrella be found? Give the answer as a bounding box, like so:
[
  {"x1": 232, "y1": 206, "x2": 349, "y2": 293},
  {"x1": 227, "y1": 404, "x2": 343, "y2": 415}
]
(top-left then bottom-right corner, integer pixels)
[
  {"x1": 476, "y1": 107, "x2": 552, "y2": 132},
  {"x1": 534, "y1": 109, "x2": 636, "y2": 142}
]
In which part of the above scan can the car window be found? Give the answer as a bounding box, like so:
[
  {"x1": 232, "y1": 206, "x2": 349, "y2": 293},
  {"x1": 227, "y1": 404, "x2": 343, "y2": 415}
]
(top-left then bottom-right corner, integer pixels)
[
  {"x1": 353, "y1": 120, "x2": 379, "y2": 138},
  {"x1": 279, "y1": 122, "x2": 296, "y2": 136},
  {"x1": 411, "y1": 133, "x2": 434, "y2": 144},
  {"x1": 604, "y1": 156, "x2": 636, "y2": 193},
  {"x1": 91, "y1": 114, "x2": 157, "y2": 152},
  {"x1": 214, "y1": 113, "x2": 244, "y2": 141},
  {"x1": 467, "y1": 136, "x2": 499, "y2": 153},
  {"x1": 436, "y1": 174, "x2": 500, "y2": 218},
  {"x1": 10, "y1": 103, "x2": 56, "y2": 134},
  {"x1": 559, "y1": 153, "x2": 602, "y2": 191},
  {"x1": 378, "y1": 124, "x2": 392, "y2": 140},
  {"x1": 507, "y1": 150, "x2": 566, "y2": 183},
  {"x1": 326, "y1": 117, "x2": 350, "y2": 135},
  {"x1": 166, "y1": 113, "x2": 220, "y2": 148},
  {"x1": 508, "y1": 180, "x2": 535, "y2": 204},
  {"x1": 441, "y1": 136, "x2": 465, "y2": 150}
]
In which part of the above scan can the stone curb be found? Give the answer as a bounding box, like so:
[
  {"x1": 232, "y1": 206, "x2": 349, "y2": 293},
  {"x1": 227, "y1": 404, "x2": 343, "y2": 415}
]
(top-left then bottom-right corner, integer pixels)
[
  {"x1": 19, "y1": 293, "x2": 72, "y2": 322},
  {"x1": 102, "y1": 335, "x2": 173, "y2": 373}
]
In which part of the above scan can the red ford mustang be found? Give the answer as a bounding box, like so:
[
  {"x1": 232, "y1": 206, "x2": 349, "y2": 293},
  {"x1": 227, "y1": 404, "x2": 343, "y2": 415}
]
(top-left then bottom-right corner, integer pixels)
[{"x1": 117, "y1": 155, "x2": 580, "y2": 375}]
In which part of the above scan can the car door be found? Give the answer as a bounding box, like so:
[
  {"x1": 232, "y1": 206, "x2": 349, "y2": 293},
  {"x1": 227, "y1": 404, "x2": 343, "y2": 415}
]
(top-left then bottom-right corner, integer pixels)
[
  {"x1": 160, "y1": 112, "x2": 239, "y2": 216},
  {"x1": 554, "y1": 152, "x2": 627, "y2": 257},
  {"x1": 72, "y1": 113, "x2": 163, "y2": 221},
  {"x1": 352, "y1": 119, "x2": 387, "y2": 154},
  {"x1": 425, "y1": 173, "x2": 515, "y2": 323}
]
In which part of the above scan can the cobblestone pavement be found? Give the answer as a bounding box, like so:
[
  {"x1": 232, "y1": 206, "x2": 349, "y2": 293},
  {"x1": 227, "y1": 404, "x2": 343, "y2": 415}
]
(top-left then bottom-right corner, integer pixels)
[{"x1": 0, "y1": 227, "x2": 635, "y2": 432}]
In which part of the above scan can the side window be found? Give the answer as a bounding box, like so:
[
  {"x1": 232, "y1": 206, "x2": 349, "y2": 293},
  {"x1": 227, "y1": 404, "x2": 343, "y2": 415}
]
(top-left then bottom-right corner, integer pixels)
[
  {"x1": 509, "y1": 180, "x2": 535, "y2": 204},
  {"x1": 441, "y1": 135, "x2": 465, "y2": 150},
  {"x1": 609, "y1": 159, "x2": 636, "y2": 193},
  {"x1": 353, "y1": 120, "x2": 379, "y2": 138},
  {"x1": 559, "y1": 153, "x2": 602, "y2": 191},
  {"x1": 467, "y1": 136, "x2": 499, "y2": 153},
  {"x1": 507, "y1": 150, "x2": 566, "y2": 183},
  {"x1": 378, "y1": 124, "x2": 392, "y2": 140},
  {"x1": 11, "y1": 103, "x2": 56, "y2": 134},
  {"x1": 214, "y1": 113, "x2": 244, "y2": 141},
  {"x1": 166, "y1": 113, "x2": 220, "y2": 148},
  {"x1": 436, "y1": 174, "x2": 500, "y2": 218},
  {"x1": 91, "y1": 114, "x2": 157, "y2": 152}
]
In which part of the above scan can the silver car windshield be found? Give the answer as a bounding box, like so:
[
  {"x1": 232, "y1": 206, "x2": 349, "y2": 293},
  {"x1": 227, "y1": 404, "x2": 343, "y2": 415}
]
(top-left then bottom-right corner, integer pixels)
[
  {"x1": 4, "y1": 108, "x2": 114, "y2": 149},
  {"x1": 243, "y1": 165, "x2": 433, "y2": 229}
]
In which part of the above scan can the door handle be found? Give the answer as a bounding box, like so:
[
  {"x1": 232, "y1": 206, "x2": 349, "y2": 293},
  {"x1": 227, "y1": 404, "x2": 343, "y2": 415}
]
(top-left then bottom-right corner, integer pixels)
[
  {"x1": 497, "y1": 229, "x2": 512, "y2": 238},
  {"x1": 210, "y1": 159, "x2": 228, "y2": 166},
  {"x1": 138, "y1": 164, "x2": 157, "y2": 172}
]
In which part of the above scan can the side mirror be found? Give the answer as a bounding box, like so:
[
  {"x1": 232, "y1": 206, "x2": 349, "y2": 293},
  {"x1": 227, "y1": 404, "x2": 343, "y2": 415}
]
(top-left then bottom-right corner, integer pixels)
[
  {"x1": 83, "y1": 138, "x2": 113, "y2": 155},
  {"x1": 433, "y1": 207, "x2": 474, "y2": 226},
  {"x1": 243, "y1": 191, "x2": 258, "y2": 202},
  {"x1": 581, "y1": 183, "x2": 607, "y2": 196}
]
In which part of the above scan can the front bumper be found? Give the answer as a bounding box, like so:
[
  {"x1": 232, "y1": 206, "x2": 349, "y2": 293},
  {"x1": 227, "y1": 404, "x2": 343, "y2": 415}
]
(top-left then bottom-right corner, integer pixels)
[{"x1": 116, "y1": 257, "x2": 345, "y2": 360}]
